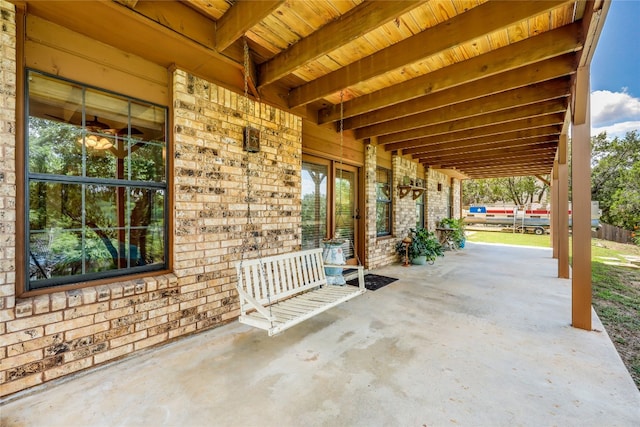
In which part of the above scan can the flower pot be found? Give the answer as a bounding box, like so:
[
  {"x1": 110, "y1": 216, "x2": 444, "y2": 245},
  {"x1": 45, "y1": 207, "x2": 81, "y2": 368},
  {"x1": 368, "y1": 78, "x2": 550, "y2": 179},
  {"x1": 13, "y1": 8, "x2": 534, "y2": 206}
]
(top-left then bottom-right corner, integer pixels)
[{"x1": 411, "y1": 255, "x2": 427, "y2": 265}]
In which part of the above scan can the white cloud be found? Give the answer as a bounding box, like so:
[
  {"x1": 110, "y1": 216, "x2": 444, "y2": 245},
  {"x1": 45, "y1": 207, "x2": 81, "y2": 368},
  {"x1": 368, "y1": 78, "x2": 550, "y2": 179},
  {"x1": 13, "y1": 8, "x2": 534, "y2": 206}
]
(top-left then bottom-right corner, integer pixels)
[
  {"x1": 590, "y1": 90, "x2": 640, "y2": 137},
  {"x1": 592, "y1": 120, "x2": 640, "y2": 138}
]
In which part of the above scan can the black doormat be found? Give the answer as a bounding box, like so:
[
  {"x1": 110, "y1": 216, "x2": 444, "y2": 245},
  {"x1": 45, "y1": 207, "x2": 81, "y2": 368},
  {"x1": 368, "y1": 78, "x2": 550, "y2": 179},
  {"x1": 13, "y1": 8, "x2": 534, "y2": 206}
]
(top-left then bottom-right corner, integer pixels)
[{"x1": 346, "y1": 274, "x2": 398, "y2": 291}]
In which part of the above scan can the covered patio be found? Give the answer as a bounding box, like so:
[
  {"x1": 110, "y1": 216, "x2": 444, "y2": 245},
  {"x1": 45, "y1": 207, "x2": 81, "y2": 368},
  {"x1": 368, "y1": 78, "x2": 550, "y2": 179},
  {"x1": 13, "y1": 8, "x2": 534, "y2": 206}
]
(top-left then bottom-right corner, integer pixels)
[
  {"x1": 0, "y1": 0, "x2": 613, "y2": 399},
  {"x1": 2, "y1": 243, "x2": 638, "y2": 426}
]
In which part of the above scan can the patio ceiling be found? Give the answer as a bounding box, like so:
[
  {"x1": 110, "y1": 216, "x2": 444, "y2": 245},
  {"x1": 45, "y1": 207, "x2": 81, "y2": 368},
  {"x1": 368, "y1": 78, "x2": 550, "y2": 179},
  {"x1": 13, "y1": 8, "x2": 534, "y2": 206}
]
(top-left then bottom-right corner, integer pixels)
[{"x1": 20, "y1": 0, "x2": 608, "y2": 179}]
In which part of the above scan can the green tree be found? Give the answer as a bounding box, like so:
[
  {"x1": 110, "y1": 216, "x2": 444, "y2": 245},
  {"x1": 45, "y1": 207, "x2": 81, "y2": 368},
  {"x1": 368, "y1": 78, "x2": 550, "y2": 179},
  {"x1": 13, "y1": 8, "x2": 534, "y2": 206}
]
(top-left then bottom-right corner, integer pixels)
[
  {"x1": 592, "y1": 130, "x2": 640, "y2": 229},
  {"x1": 463, "y1": 176, "x2": 549, "y2": 206}
]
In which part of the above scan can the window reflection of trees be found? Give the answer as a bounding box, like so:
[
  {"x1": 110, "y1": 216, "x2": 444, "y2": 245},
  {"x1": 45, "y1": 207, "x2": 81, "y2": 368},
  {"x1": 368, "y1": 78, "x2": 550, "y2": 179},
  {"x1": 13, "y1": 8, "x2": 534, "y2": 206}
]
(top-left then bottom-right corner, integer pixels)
[{"x1": 27, "y1": 73, "x2": 167, "y2": 288}]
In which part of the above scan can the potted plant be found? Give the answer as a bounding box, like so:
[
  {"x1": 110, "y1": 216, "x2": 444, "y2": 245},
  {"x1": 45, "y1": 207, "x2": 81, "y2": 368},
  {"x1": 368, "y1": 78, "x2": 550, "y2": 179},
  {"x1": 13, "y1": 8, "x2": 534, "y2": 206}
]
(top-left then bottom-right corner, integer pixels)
[
  {"x1": 439, "y1": 218, "x2": 467, "y2": 249},
  {"x1": 395, "y1": 227, "x2": 444, "y2": 265}
]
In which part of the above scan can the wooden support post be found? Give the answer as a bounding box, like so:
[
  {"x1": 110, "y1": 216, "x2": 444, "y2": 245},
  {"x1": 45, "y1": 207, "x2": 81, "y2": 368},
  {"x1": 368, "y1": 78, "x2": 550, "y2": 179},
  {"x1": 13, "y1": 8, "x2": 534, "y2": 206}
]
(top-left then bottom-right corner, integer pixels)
[
  {"x1": 570, "y1": 68, "x2": 591, "y2": 330},
  {"x1": 551, "y1": 161, "x2": 559, "y2": 259},
  {"x1": 558, "y1": 134, "x2": 570, "y2": 279}
]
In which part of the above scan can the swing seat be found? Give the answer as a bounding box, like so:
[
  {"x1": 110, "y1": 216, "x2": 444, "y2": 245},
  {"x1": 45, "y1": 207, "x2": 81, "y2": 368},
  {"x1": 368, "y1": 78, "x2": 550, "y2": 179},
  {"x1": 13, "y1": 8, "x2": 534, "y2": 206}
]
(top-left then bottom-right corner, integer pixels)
[{"x1": 235, "y1": 248, "x2": 365, "y2": 336}]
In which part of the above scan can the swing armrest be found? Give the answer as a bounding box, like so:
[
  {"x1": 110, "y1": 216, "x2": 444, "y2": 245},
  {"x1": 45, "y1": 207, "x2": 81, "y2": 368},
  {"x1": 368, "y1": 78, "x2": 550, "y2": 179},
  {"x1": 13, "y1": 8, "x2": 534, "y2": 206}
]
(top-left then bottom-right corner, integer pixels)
[{"x1": 236, "y1": 286, "x2": 276, "y2": 321}]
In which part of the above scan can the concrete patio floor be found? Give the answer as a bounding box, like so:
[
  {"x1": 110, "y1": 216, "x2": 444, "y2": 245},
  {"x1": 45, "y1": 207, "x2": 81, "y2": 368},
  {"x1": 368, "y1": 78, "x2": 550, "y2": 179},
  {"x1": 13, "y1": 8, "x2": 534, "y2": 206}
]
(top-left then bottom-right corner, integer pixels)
[{"x1": 2, "y1": 243, "x2": 639, "y2": 426}]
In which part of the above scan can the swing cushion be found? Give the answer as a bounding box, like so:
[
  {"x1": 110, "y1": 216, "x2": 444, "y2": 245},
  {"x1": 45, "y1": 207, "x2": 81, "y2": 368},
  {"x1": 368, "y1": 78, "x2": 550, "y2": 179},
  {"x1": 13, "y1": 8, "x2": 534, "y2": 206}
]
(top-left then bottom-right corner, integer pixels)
[{"x1": 235, "y1": 248, "x2": 365, "y2": 336}]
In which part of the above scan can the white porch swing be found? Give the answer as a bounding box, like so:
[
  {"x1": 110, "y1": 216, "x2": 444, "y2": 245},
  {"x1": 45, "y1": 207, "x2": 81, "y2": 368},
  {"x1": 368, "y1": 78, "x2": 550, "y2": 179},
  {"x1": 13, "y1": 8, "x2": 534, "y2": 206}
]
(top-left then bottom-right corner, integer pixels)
[{"x1": 234, "y1": 40, "x2": 365, "y2": 336}]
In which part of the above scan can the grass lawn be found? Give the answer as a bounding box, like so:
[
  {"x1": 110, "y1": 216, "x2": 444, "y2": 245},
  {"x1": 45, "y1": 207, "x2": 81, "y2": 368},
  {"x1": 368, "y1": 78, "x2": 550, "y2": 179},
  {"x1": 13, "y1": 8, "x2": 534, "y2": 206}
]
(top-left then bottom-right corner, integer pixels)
[
  {"x1": 466, "y1": 229, "x2": 551, "y2": 247},
  {"x1": 467, "y1": 230, "x2": 640, "y2": 389}
]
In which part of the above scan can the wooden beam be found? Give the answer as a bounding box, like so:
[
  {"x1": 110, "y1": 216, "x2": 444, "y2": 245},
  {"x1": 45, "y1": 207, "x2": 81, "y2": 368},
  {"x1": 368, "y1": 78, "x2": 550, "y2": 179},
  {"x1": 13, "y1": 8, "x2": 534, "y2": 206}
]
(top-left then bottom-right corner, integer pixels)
[
  {"x1": 22, "y1": 0, "x2": 244, "y2": 92},
  {"x1": 215, "y1": 0, "x2": 283, "y2": 52},
  {"x1": 535, "y1": 175, "x2": 551, "y2": 186},
  {"x1": 466, "y1": 165, "x2": 553, "y2": 174},
  {"x1": 289, "y1": 0, "x2": 572, "y2": 108},
  {"x1": 417, "y1": 139, "x2": 558, "y2": 158},
  {"x1": 416, "y1": 143, "x2": 558, "y2": 164},
  {"x1": 113, "y1": 0, "x2": 216, "y2": 55},
  {"x1": 355, "y1": 79, "x2": 570, "y2": 139},
  {"x1": 379, "y1": 100, "x2": 567, "y2": 145},
  {"x1": 259, "y1": 0, "x2": 425, "y2": 86},
  {"x1": 463, "y1": 163, "x2": 554, "y2": 174},
  {"x1": 578, "y1": 0, "x2": 610, "y2": 68},
  {"x1": 438, "y1": 156, "x2": 555, "y2": 170},
  {"x1": 422, "y1": 147, "x2": 558, "y2": 166},
  {"x1": 339, "y1": 55, "x2": 576, "y2": 129},
  {"x1": 407, "y1": 126, "x2": 561, "y2": 156},
  {"x1": 465, "y1": 169, "x2": 553, "y2": 179},
  {"x1": 317, "y1": 20, "x2": 582, "y2": 121},
  {"x1": 572, "y1": 65, "x2": 590, "y2": 125}
]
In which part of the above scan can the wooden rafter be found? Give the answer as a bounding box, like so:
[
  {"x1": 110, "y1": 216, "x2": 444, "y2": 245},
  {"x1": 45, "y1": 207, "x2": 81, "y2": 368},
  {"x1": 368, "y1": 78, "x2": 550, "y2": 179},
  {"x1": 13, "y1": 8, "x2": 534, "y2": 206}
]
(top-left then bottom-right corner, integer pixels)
[
  {"x1": 438, "y1": 155, "x2": 556, "y2": 170},
  {"x1": 402, "y1": 130, "x2": 560, "y2": 159},
  {"x1": 258, "y1": 0, "x2": 425, "y2": 87},
  {"x1": 318, "y1": 22, "x2": 583, "y2": 124},
  {"x1": 288, "y1": 0, "x2": 571, "y2": 108},
  {"x1": 355, "y1": 79, "x2": 570, "y2": 139},
  {"x1": 215, "y1": 0, "x2": 284, "y2": 52},
  {"x1": 19, "y1": 0, "x2": 607, "y2": 181},
  {"x1": 380, "y1": 101, "x2": 567, "y2": 146},
  {"x1": 341, "y1": 55, "x2": 576, "y2": 130},
  {"x1": 411, "y1": 134, "x2": 560, "y2": 159},
  {"x1": 416, "y1": 143, "x2": 559, "y2": 164}
]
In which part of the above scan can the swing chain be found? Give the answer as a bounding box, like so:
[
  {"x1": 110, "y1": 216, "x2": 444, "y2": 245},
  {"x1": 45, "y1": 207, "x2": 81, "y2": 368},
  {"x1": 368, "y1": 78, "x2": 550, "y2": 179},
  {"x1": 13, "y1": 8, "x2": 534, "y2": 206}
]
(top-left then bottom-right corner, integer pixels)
[{"x1": 238, "y1": 39, "x2": 273, "y2": 325}]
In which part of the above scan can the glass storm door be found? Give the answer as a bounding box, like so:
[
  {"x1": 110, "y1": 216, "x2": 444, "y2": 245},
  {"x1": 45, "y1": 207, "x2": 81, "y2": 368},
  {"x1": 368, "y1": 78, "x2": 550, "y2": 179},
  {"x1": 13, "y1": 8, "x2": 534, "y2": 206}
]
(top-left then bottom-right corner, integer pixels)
[
  {"x1": 335, "y1": 165, "x2": 359, "y2": 262},
  {"x1": 301, "y1": 156, "x2": 360, "y2": 263},
  {"x1": 301, "y1": 160, "x2": 328, "y2": 250}
]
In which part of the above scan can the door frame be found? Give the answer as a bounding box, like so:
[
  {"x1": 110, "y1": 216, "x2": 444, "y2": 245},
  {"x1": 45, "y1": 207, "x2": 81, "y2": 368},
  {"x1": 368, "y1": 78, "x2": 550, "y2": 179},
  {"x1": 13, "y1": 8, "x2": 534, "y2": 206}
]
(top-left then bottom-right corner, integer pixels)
[{"x1": 302, "y1": 153, "x2": 363, "y2": 264}]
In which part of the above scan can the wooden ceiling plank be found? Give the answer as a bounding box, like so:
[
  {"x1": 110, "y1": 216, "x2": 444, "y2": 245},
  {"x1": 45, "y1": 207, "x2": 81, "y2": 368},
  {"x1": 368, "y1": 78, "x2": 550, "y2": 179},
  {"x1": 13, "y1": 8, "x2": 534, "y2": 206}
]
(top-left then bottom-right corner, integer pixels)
[
  {"x1": 318, "y1": 21, "x2": 582, "y2": 123},
  {"x1": 216, "y1": 0, "x2": 284, "y2": 52},
  {"x1": 355, "y1": 78, "x2": 570, "y2": 139},
  {"x1": 340, "y1": 54, "x2": 575, "y2": 129},
  {"x1": 289, "y1": 0, "x2": 571, "y2": 108},
  {"x1": 378, "y1": 99, "x2": 567, "y2": 145},
  {"x1": 259, "y1": 1, "x2": 425, "y2": 87}
]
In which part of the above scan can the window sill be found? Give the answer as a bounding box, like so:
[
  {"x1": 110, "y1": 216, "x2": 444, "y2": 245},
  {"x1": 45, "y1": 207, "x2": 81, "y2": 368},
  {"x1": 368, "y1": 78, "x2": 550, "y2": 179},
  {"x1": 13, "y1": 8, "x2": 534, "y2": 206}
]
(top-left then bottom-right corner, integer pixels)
[{"x1": 14, "y1": 271, "x2": 178, "y2": 318}]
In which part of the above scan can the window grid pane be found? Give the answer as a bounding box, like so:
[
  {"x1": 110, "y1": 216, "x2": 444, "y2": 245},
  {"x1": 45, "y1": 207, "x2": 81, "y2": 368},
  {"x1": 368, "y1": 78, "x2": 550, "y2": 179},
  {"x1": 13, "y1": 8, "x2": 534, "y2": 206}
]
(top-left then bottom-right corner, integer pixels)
[
  {"x1": 376, "y1": 167, "x2": 392, "y2": 236},
  {"x1": 26, "y1": 70, "x2": 167, "y2": 290}
]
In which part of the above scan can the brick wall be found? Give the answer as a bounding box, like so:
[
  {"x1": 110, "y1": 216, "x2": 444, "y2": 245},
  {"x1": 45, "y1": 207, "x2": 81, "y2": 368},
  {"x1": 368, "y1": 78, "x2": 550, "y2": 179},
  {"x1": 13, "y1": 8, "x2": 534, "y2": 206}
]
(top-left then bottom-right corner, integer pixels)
[
  {"x1": 364, "y1": 146, "x2": 432, "y2": 269},
  {"x1": 0, "y1": 43, "x2": 302, "y2": 396},
  {"x1": 392, "y1": 154, "x2": 419, "y2": 239},
  {"x1": 0, "y1": 0, "x2": 17, "y2": 392},
  {"x1": 426, "y1": 168, "x2": 454, "y2": 230}
]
